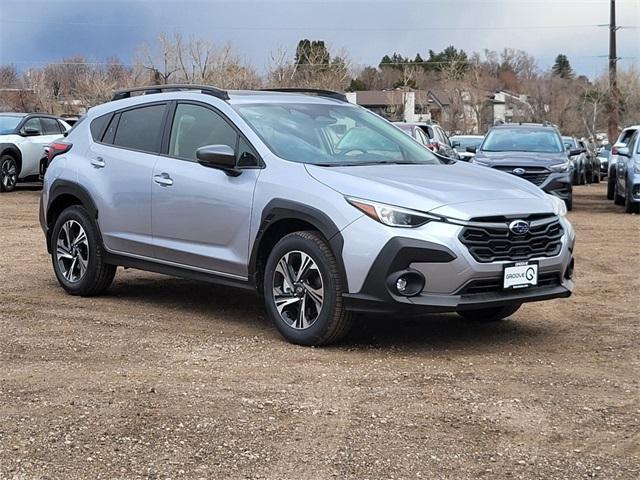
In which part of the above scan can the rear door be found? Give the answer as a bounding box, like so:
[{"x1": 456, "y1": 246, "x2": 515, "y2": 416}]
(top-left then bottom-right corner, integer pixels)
[
  {"x1": 151, "y1": 101, "x2": 261, "y2": 277},
  {"x1": 80, "y1": 102, "x2": 168, "y2": 257}
]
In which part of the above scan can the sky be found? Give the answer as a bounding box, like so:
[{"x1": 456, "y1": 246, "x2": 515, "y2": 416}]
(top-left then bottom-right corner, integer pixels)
[{"x1": 0, "y1": 0, "x2": 638, "y2": 79}]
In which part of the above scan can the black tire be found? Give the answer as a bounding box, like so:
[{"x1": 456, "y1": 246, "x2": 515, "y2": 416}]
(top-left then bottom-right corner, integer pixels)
[
  {"x1": 457, "y1": 304, "x2": 521, "y2": 323},
  {"x1": 51, "y1": 205, "x2": 116, "y2": 296},
  {"x1": 607, "y1": 173, "x2": 615, "y2": 200},
  {"x1": 263, "y1": 231, "x2": 352, "y2": 346},
  {"x1": 624, "y1": 184, "x2": 639, "y2": 214},
  {"x1": 593, "y1": 168, "x2": 600, "y2": 183},
  {"x1": 585, "y1": 165, "x2": 593, "y2": 184},
  {"x1": 565, "y1": 193, "x2": 573, "y2": 211},
  {"x1": 0, "y1": 154, "x2": 18, "y2": 193},
  {"x1": 579, "y1": 167, "x2": 587, "y2": 185},
  {"x1": 614, "y1": 182, "x2": 625, "y2": 206}
]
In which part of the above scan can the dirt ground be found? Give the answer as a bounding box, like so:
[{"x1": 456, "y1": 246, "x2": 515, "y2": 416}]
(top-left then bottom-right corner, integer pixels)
[{"x1": 0, "y1": 183, "x2": 638, "y2": 480}]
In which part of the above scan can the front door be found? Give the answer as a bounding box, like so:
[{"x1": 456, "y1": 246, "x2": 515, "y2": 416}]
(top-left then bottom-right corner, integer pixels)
[{"x1": 151, "y1": 102, "x2": 260, "y2": 278}]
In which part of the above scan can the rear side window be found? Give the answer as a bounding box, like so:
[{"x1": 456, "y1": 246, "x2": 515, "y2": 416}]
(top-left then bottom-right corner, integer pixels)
[
  {"x1": 90, "y1": 114, "x2": 111, "y2": 141},
  {"x1": 113, "y1": 104, "x2": 166, "y2": 153},
  {"x1": 619, "y1": 129, "x2": 637, "y2": 145},
  {"x1": 41, "y1": 117, "x2": 62, "y2": 135}
]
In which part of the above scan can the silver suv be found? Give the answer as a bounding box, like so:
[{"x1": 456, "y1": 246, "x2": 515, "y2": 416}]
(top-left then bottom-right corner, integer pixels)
[{"x1": 40, "y1": 85, "x2": 575, "y2": 345}]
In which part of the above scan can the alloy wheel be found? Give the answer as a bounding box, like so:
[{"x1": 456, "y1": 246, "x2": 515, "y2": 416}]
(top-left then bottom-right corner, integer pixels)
[
  {"x1": 1, "y1": 157, "x2": 17, "y2": 190},
  {"x1": 272, "y1": 251, "x2": 324, "y2": 330},
  {"x1": 56, "y1": 220, "x2": 89, "y2": 283}
]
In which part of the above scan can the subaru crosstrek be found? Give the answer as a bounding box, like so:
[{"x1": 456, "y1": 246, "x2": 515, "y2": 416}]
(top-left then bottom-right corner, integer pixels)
[
  {"x1": 471, "y1": 123, "x2": 575, "y2": 210},
  {"x1": 40, "y1": 85, "x2": 575, "y2": 346}
]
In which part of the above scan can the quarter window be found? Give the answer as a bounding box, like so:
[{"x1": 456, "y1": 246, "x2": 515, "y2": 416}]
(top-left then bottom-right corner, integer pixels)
[
  {"x1": 113, "y1": 104, "x2": 166, "y2": 153},
  {"x1": 169, "y1": 103, "x2": 238, "y2": 161},
  {"x1": 90, "y1": 114, "x2": 111, "y2": 141}
]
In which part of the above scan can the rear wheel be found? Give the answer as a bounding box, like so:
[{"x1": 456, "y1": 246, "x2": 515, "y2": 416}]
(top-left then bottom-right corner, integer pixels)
[
  {"x1": 607, "y1": 171, "x2": 615, "y2": 199},
  {"x1": 624, "y1": 183, "x2": 639, "y2": 214},
  {"x1": 457, "y1": 304, "x2": 521, "y2": 322},
  {"x1": 263, "y1": 231, "x2": 352, "y2": 346},
  {"x1": 0, "y1": 155, "x2": 18, "y2": 192},
  {"x1": 614, "y1": 181, "x2": 625, "y2": 206},
  {"x1": 51, "y1": 205, "x2": 116, "y2": 296}
]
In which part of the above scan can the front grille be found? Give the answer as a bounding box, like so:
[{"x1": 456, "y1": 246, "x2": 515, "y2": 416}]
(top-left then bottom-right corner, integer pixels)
[
  {"x1": 459, "y1": 272, "x2": 561, "y2": 295},
  {"x1": 493, "y1": 166, "x2": 550, "y2": 186},
  {"x1": 459, "y1": 217, "x2": 564, "y2": 263}
]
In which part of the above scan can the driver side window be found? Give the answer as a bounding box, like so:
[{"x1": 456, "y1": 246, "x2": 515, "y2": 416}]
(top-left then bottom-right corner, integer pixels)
[
  {"x1": 169, "y1": 103, "x2": 238, "y2": 162},
  {"x1": 22, "y1": 117, "x2": 43, "y2": 136}
]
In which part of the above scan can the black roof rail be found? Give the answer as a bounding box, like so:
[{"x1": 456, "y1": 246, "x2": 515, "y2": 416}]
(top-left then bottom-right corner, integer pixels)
[
  {"x1": 111, "y1": 84, "x2": 230, "y2": 102},
  {"x1": 260, "y1": 88, "x2": 348, "y2": 102}
]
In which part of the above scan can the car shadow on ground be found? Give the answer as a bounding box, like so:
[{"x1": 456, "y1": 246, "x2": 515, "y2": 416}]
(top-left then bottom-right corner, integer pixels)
[
  {"x1": 107, "y1": 273, "x2": 551, "y2": 351},
  {"x1": 10, "y1": 183, "x2": 42, "y2": 192}
]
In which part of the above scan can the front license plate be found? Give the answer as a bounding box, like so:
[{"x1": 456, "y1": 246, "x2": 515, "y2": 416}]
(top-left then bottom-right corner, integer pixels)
[{"x1": 503, "y1": 261, "x2": 538, "y2": 290}]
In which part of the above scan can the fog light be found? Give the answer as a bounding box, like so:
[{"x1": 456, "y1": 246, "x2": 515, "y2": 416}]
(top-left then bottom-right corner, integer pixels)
[{"x1": 387, "y1": 269, "x2": 425, "y2": 297}]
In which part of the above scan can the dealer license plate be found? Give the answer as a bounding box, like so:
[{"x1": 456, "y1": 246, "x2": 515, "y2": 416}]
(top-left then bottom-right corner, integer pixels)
[{"x1": 503, "y1": 261, "x2": 538, "y2": 290}]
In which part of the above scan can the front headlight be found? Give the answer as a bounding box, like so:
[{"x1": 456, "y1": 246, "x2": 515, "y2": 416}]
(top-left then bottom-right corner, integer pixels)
[
  {"x1": 546, "y1": 193, "x2": 567, "y2": 217},
  {"x1": 346, "y1": 197, "x2": 440, "y2": 228},
  {"x1": 549, "y1": 161, "x2": 571, "y2": 173}
]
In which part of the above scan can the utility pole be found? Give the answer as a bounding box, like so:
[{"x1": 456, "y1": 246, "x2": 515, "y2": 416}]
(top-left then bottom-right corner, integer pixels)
[{"x1": 608, "y1": 0, "x2": 620, "y2": 143}]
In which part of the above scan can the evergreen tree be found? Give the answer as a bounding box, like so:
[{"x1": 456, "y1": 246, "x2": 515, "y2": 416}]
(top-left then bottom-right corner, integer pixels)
[{"x1": 552, "y1": 54, "x2": 574, "y2": 79}]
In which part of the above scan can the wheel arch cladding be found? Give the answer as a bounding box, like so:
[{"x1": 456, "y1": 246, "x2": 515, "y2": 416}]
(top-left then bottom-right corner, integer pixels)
[
  {"x1": 249, "y1": 199, "x2": 349, "y2": 293},
  {"x1": 0, "y1": 143, "x2": 22, "y2": 175},
  {"x1": 45, "y1": 180, "x2": 100, "y2": 253}
]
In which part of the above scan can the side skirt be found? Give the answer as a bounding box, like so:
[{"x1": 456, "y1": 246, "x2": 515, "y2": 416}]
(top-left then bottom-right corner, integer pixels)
[{"x1": 104, "y1": 252, "x2": 257, "y2": 292}]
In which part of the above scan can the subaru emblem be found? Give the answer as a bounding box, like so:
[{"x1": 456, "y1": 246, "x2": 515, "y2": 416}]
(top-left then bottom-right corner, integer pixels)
[
  {"x1": 512, "y1": 168, "x2": 526, "y2": 175},
  {"x1": 509, "y1": 220, "x2": 530, "y2": 235}
]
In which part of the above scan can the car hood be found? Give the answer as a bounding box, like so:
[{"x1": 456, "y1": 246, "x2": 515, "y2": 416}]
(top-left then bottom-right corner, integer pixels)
[
  {"x1": 474, "y1": 150, "x2": 568, "y2": 166},
  {"x1": 305, "y1": 162, "x2": 554, "y2": 220}
]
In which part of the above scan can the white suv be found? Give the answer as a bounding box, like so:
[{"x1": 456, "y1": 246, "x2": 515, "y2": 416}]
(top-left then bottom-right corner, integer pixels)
[{"x1": 0, "y1": 113, "x2": 71, "y2": 192}]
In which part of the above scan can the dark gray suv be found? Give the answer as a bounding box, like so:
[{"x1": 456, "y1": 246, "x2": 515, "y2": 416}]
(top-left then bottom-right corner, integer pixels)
[{"x1": 471, "y1": 124, "x2": 575, "y2": 210}]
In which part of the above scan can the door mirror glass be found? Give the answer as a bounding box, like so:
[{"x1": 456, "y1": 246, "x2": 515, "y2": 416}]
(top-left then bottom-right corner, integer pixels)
[
  {"x1": 466, "y1": 146, "x2": 477, "y2": 153},
  {"x1": 568, "y1": 148, "x2": 583, "y2": 157},
  {"x1": 196, "y1": 145, "x2": 241, "y2": 176}
]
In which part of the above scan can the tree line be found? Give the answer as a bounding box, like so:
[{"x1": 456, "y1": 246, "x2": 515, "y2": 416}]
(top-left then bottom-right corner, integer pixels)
[{"x1": 0, "y1": 34, "x2": 638, "y2": 138}]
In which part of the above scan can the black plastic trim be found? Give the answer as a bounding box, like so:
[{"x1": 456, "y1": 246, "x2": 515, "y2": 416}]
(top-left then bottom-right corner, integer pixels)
[{"x1": 248, "y1": 199, "x2": 347, "y2": 290}]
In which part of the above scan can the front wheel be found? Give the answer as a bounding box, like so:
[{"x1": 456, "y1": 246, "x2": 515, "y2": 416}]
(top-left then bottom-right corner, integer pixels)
[
  {"x1": 593, "y1": 168, "x2": 600, "y2": 183},
  {"x1": 614, "y1": 181, "x2": 625, "y2": 206},
  {"x1": 457, "y1": 304, "x2": 521, "y2": 322},
  {"x1": 607, "y1": 170, "x2": 615, "y2": 199},
  {"x1": 0, "y1": 155, "x2": 18, "y2": 192},
  {"x1": 263, "y1": 231, "x2": 352, "y2": 346},
  {"x1": 51, "y1": 205, "x2": 117, "y2": 296},
  {"x1": 565, "y1": 193, "x2": 573, "y2": 211}
]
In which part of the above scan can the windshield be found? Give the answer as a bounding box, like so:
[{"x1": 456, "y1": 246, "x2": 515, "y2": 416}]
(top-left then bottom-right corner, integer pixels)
[
  {"x1": 452, "y1": 136, "x2": 483, "y2": 149},
  {"x1": 0, "y1": 115, "x2": 22, "y2": 135},
  {"x1": 482, "y1": 128, "x2": 564, "y2": 153},
  {"x1": 234, "y1": 103, "x2": 440, "y2": 166}
]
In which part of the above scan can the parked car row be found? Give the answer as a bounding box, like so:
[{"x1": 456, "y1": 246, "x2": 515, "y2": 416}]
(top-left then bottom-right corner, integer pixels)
[{"x1": 37, "y1": 85, "x2": 575, "y2": 346}]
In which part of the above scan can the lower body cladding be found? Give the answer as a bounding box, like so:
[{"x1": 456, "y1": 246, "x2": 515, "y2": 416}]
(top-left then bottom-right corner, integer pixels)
[{"x1": 339, "y1": 215, "x2": 575, "y2": 314}]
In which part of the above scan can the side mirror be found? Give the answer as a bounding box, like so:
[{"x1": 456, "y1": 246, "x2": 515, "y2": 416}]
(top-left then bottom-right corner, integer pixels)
[
  {"x1": 617, "y1": 147, "x2": 630, "y2": 158},
  {"x1": 196, "y1": 145, "x2": 241, "y2": 177},
  {"x1": 451, "y1": 141, "x2": 460, "y2": 148},
  {"x1": 21, "y1": 127, "x2": 40, "y2": 137},
  {"x1": 466, "y1": 146, "x2": 477, "y2": 154},
  {"x1": 568, "y1": 148, "x2": 583, "y2": 157}
]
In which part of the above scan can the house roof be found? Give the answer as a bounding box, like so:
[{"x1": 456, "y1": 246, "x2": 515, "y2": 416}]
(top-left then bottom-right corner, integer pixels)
[{"x1": 354, "y1": 89, "x2": 431, "y2": 106}]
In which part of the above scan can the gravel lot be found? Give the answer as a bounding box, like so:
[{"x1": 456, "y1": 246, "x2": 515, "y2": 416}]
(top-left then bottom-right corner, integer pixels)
[{"x1": 0, "y1": 183, "x2": 638, "y2": 479}]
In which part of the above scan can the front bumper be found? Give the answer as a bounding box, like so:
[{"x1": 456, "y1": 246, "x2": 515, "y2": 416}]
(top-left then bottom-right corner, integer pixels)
[
  {"x1": 540, "y1": 172, "x2": 573, "y2": 201},
  {"x1": 340, "y1": 215, "x2": 575, "y2": 315}
]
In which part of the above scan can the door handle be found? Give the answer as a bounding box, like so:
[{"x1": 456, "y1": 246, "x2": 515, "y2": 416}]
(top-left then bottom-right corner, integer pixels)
[
  {"x1": 90, "y1": 157, "x2": 105, "y2": 168},
  {"x1": 153, "y1": 173, "x2": 174, "y2": 186}
]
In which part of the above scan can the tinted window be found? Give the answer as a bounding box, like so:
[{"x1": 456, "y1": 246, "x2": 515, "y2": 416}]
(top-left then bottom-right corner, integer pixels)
[
  {"x1": 41, "y1": 117, "x2": 62, "y2": 135},
  {"x1": 22, "y1": 117, "x2": 43, "y2": 135},
  {"x1": 237, "y1": 137, "x2": 259, "y2": 167},
  {"x1": 169, "y1": 103, "x2": 238, "y2": 161},
  {"x1": 415, "y1": 128, "x2": 429, "y2": 146},
  {"x1": 113, "y1": 104, "x2": 166, "y2": 153},
  {"x1": 0, "y1": 115, "x2": 23, "y2": 134},
  {"x1": 90, "y1": 114, "x2": 111, "y2": 141}
]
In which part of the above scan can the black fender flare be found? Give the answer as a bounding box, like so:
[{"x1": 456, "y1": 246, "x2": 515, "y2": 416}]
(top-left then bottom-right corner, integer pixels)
[
  {"x1": 248, "y1": 199, "x2": 349, "y2": 291},
  {"x1": 0, "y1": 143, "x2": 23, "y2": 176},
  {"x1": 44, "y1": 179, "x2": 100, "y2": 252}
]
